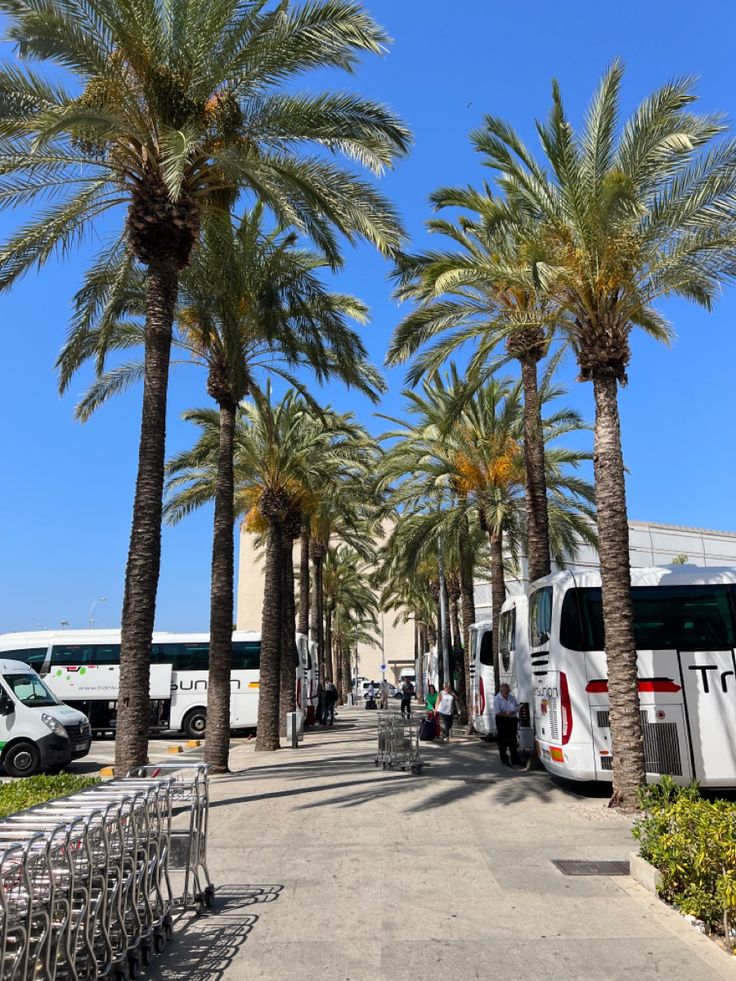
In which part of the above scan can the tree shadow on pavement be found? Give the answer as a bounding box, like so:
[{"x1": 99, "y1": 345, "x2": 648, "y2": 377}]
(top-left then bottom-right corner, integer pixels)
[{"x1": 147, "y1": 885, "x2": 283, "y2": 981}]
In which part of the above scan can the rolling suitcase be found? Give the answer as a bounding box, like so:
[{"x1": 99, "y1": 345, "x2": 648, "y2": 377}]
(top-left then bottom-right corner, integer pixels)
[{"x1": 419, "y1": 714, "x2": 436, "y2": 741}]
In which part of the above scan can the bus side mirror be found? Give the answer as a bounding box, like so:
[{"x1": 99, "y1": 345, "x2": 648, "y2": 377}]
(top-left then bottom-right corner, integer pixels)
[{"x1": 0, "y1": 696, "x2": 14, "y2": 717}]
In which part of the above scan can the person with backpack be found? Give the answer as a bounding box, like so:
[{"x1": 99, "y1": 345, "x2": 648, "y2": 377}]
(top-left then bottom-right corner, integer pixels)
[
  {"x1": 323, "y1": 680, "x2": 338, "y2": 726},
  {"x1": 400, "y1": 678, "x2": 415, "y2": 719}
]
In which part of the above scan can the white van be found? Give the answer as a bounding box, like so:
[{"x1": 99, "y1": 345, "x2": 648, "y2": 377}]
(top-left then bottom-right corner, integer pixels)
[{"x1": 0, "y1": 659, "x2": 91, "y2": 777}]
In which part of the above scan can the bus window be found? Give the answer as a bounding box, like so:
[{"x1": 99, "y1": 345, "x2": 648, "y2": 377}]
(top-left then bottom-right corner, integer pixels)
[
  {"x1": 1, "y1": 648, "x2": 47, "y2": 670},
  {"x1": 51, "y1": 645, "x2": 86, "y2": 665},
  {"x1": 231, "y1": 642, "x2": 260, "y2": 670},
  {"x1": 51, "y1": 644, "x2": 120, "y2": 666},
  {"x1": 560, "y1": 585, "x2": 736, "y2": 652},
  {"x1": 530, "y1": 588, "x2": 552, "y2": 646},
  {"x1": 91, "y1": 645, "x2": 120, "y2": 665},
  {"x1": 499, "y1": 609, "x2": 516, "y2": 671},
  {"x1": 161, "y1": 643, "x2": 209, "y2": 671},
  {"x1": 479, "y1": 631, "x2": 493, "y2": 666}
]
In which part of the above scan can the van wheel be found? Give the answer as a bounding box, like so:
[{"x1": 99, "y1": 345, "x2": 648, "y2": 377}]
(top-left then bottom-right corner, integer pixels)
[
  {"x1": 4, "y1": 741, "x2": 41, "y2": 778},
  {"x1": 182, "y1": 708, "x2": 207, "y2": 739}
]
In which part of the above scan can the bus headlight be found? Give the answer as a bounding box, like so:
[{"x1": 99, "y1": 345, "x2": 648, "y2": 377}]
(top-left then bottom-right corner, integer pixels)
[{"x1": 41, "y1": 714, "x2": 66, "y2": 737}]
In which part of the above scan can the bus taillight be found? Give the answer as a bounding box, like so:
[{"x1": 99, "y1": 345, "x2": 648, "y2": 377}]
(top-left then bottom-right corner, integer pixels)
[{"x1": 560, "y1": 672, "x2": 573, "y2": 745}]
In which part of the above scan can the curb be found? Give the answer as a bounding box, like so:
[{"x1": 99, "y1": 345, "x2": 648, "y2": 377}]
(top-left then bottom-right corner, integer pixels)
[{"x1": 628, "y1": 850, "x2": 662, "y2": 894}]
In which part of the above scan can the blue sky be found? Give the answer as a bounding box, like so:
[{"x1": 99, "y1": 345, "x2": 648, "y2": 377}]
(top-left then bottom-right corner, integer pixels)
[{"x1": 2, "y1": 0, "x2": 736, "y2": 632}]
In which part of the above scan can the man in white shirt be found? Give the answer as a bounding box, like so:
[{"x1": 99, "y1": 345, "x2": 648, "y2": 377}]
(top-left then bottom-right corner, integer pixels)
[{"x1": 493, "y1": 684, "x2": 522, "y2": 767}]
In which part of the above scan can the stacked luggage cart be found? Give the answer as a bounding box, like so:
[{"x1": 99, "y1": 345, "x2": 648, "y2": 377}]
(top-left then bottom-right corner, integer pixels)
[
  {"x1": 0, "y1": 761, "x2": 214, "y2": 980},
  {"x1": 374, "y1": 712, "x2": 422, "y2": 775}
]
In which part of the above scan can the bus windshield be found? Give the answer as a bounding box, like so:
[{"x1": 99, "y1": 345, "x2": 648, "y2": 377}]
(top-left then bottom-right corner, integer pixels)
[
  {"x1": 560, "y1": 584, "x2": 736, "y2": 651},
  {"x1": 4, "y1": 673, "x2": 59, "y2": 707}
]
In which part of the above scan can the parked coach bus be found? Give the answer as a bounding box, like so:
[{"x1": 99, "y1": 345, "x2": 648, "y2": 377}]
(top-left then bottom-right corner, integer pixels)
[
  {"x1": 0, "y1": 629, "x2": 313, "y2": 738},
  {"x1": 468, "y1": 603, "x2": 534, "y2": 752},
  {"x1": 524, "y1": 566, "x2": 736, "y2": 787}
]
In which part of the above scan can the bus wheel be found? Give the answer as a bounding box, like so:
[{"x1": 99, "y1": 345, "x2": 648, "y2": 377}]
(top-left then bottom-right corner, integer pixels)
[
  {"x1": 4, "y1": 741, "x2": 41, "y2": 778},
  {"x1": 182, "y1": 708, "x2": 207, "y2": 739}
]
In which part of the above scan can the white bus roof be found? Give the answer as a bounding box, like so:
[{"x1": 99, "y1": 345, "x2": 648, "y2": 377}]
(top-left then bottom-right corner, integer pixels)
[
  {"x1": 0, "y1": 629, "x2": 261, "y2": 647},
  {"x1": 0, "y1": 659, "x2": 39, "y2": 673},
  {"x1": 530, "y1": 565, "x2": 736, "y2": 591}
]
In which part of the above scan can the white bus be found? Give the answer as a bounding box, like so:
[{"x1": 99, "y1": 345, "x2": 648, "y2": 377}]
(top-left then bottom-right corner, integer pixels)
[
  {"x1": 0, "y1": 629, "x2": 312, "y2": 739},
  {"x1": 525, "y1": 566, "x2": 736, "y2": 787},
  {"x1": 468, "y1": 604, "x2": 534, "y2": 750}
]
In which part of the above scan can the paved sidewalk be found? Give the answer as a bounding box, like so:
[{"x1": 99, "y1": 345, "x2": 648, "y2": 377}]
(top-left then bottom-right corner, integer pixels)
[{"x1": 150, "y1": 707, "x2": 735, "y2": 981}]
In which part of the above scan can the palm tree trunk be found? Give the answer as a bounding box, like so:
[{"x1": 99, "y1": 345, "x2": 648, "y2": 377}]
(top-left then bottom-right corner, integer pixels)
[
  {"x1": 459, "y1": 516, "x2": 476, "y2": 724},
  {"x1": 279, "y1": 530, "x2": 297, "y2": 736},
  {"x1": 450, "y1": 593, "x2": 468, "y2": 723},
  {"x1": 115, "y1": 257, "x2": 178, "y2": 774},
  {"x1": 315, "y1": 553, "x2": 325, "y2": 680},
  {"x1": 204, "y1": 398, "x2": 236, "y2": 773},
  {"x1": 413, "y1": 621, "x2": 424, "y2": 703},
  {"x1": 298, "y1": 518, "x2": 310, "y2": 635},
  {"x1": 335, "y1": 629, "x2": 343, "y2": 702},
  {"x1": 592, "y1": 375, "x2": 645, "y2": 808},
  {"x1": 489, "y1": 530, "x2": 505, "y2": 693},
  {"x1": 325, "y1": 605, "x2": 333, "y2": 682},
  {"x1": 520, "y1": 351, "x2": 551, "y2": 584},
  {"x1": 255, "y1": 523, "x2": 282, "y2": 751},
  {"x1": 341, "y1": 642, "x2": 351, "y2": 703}
]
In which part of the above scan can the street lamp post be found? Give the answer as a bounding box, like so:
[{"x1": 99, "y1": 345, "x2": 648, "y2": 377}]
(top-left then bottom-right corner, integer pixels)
[{"x1": 88, "y1": 597, "x2": 107, "y2": 629}]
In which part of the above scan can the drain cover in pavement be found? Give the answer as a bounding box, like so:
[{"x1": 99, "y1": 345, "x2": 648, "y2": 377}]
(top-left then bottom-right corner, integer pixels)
[{"x1": 552, "y1": 859, "x2": 630, "y2": 876}]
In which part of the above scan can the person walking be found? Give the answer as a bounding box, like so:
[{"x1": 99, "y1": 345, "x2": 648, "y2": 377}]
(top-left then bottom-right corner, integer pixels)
[
  {"x1": 436, "y1": 682, "x2": 456, "y2": 743},
  {"x1": 400, "y1": 678, "x2": 414, "y2": 719},
  {"x1": 425, "y1": 683, "x2": 438, "y2": 712},
  {"x1": 379, "y1": 679, "x2": 389, "y2": 710},
  {"x1": 323, "y1": 680, "x2": 338, "y2": 726},
  {"x1": 493, "y1": 684, "x2": 523, "y2": 767}
]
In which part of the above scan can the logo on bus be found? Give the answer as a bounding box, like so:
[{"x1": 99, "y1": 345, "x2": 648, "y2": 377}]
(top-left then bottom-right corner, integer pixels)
[
  {"x1": 171, "y1": 678, "x2": 245, "y2": 692},
  {"x1": 688, "y1": 664, "x2": 735, "y2": 695}
]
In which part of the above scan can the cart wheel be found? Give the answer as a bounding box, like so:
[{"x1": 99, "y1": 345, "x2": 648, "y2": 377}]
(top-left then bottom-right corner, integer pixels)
[
  {"x1": 163, "y1": 913, "x2": 174, "y2": 940},
  {"x1": 141, "y1": 941, "x2": 153, "y2": 967}
]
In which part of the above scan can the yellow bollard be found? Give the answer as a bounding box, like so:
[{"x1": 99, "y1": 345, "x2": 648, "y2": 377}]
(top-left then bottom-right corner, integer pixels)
[{"x1": 167, "y1": 745, "x2": 184, "y2": 754}]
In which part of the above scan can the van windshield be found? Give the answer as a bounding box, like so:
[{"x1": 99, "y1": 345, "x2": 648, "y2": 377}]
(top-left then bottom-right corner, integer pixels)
[{"x1": 3, "y1": 673, "x2": 59, "y2": 707}]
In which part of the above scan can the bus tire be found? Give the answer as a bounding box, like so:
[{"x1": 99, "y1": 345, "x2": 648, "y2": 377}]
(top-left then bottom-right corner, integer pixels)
[
  {"x1": 3, "y1": 741, "x2": 41, "y2": 778},
  {"x1": 182, "y1": 708, "x2": 207, "y2": 739}
]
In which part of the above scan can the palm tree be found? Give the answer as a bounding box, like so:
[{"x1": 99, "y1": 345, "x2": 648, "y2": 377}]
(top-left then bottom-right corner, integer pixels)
[
  {"x1": 307, "y1": 466, "x2": 381, "y2": 680},
  {"x1": 166, "y1": 391, "x2": 377, "y2": 749},
  {"x1": 0, "y1": 0, "x2": 409, "y2": 772},
  {"x1": 390, "y1": 194, "x2": 557, "y2": 584},
  {"x1": 323, "y1": 546, "x2": 379, "y2": 698},
  {"x1": 60, "y1": 206, "x2": 380, "y2": 770},
  {"x1": 381, "y1": 367, "x2": 596, "y2": 675},
  {"x1": 470, "y1": 62, "x2": 736, "y2": 806}
]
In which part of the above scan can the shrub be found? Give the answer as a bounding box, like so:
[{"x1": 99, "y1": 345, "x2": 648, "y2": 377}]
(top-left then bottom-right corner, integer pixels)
[
  {"x1": 633, "y1": 776, "x2": 736, "y2": 947},
  {"x1": 0, "y1": 773, "x2": 100, "y2": 819}
]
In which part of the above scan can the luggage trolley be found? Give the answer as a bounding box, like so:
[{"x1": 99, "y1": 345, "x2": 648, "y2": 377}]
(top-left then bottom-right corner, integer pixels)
[
  {"x1": 127, "y1": 763, "x2": 214, "y2": 913},
  {"x1": 375, "y1": 713, "x2": 423, "y2": 774}
]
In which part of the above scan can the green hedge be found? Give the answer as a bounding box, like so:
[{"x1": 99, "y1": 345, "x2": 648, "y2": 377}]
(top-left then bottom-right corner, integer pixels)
[
  {"x1": 633, "y1": 777, "x2": 736, "y2": 947},
  {"x1": 0, "y1": 773, "x2": 100, "y2": 819}
]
